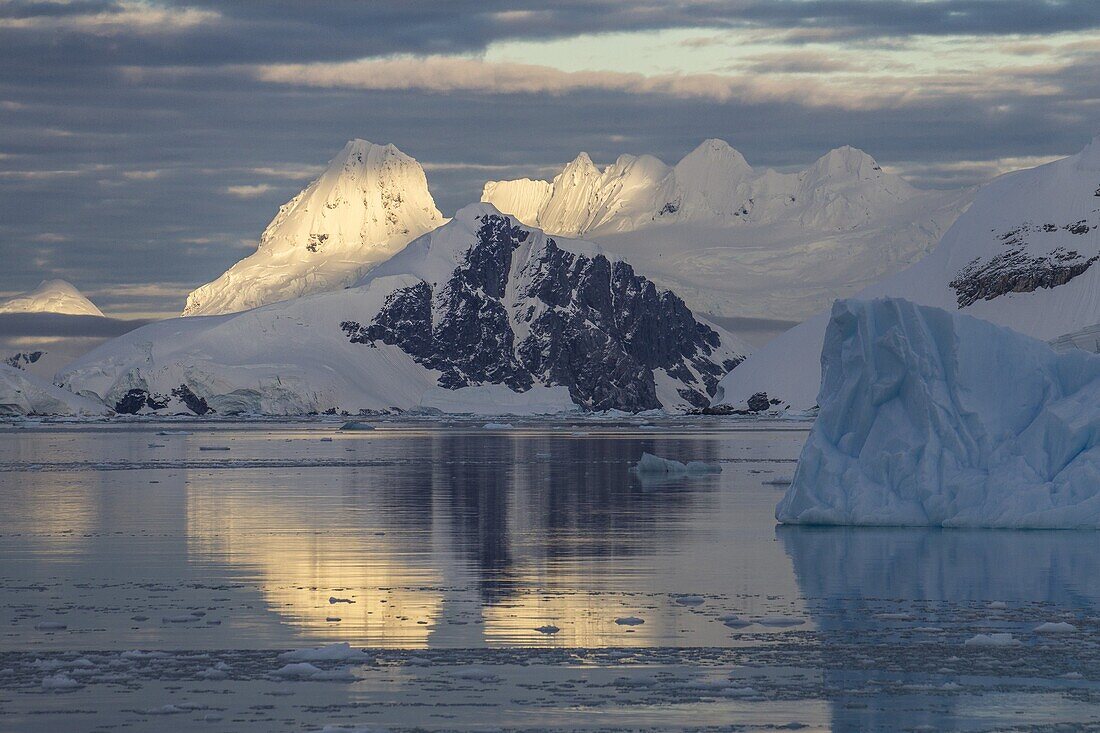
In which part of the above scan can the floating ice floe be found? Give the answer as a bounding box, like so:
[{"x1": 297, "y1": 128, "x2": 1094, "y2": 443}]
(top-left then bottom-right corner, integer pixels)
[
  {"x1": 719, "y1": 614, "x2": 752, "y2": 628},
  {"x1": 614, "y1": 616, "x2": 645, "y2": 626},
  {"x1": 41, "y1": 673, "x2": 81, "y2": 691},
  {"x1": 674, "y1": 595, "x2": 705, "y2": 606},
  {"x1": 1035, "y1": 621, "x2": 1077, "y2": 633},
  {"x1": 963, "y1": 633, "x2": 1021, "y2": 647},
  {"x1": 279, "y1": 643, "x2": 370, "y2": 663},
  {"x1": 778, "y1": 298, "x2": 1100, "y2": 528},
  {"x1": 534, "y1": 625, "x2": 560, "y2": 635},
  {"x1": 631, "y1": 453, "x2": 721, "y2": 476}
]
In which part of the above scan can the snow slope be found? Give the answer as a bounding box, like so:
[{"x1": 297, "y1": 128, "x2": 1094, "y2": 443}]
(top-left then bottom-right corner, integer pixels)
[
  {"x1": 716, "y1": 135, "x2": 1100, "y2": 411},
  {"x1": 182, "y1": 140, "x2": 443, "y2": 316},
  {"x1": 61, "y1": 205, "x2": 746, "y2": 415},
  {"x1": 483, "y1": 139, "x2": 972, "y2": 321},
  {"x1": 777, "y1": 298, "x2": 1100, "y2": 528},
  {"x1": 0, "y1": 363, "x2": 107, "y2": 416},
  {"x1": 0, "y1": 280, "x2": 103, "y2": 317}
]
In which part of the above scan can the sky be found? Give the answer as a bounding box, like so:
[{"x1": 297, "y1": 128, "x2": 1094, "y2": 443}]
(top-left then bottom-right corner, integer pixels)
[{"x1": 1, "y1": 0, "x2": 1099, "y2": 317}]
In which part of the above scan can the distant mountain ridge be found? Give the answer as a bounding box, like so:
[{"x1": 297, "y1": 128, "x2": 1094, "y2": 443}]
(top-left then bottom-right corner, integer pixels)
[{"x1": 483, "y1": 140, "x2": 974, "y2": 320}]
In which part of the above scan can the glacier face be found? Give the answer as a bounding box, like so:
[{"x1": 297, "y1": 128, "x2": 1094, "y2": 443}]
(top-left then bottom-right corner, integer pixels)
[
  {"x1": 0, "y1": 363, "x2": 107, "y2": 416},
  {"x1": 777, "y1": 297, "x2": 1100, "y2": 529},
  {"x1": 483, "y1": 139, "x2": 972, "y2": 321},
  {"x1": 61, "y1": 205, "x2": 746, "y2": 415},
  {"x1": 182, "y1": 140, "x2": 443, "y2": 317},
  {"x1": 0, "y1": 279, "x2": 103, "y2": 317},
  {"x1": 717, "y1": 135, "x2": 1100, "y2": 411}
]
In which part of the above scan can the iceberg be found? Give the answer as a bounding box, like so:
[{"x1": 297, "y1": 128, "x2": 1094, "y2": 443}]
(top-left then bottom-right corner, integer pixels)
[{"x1": 777, "y1": 298, "x2": 1100, "y2": 528}]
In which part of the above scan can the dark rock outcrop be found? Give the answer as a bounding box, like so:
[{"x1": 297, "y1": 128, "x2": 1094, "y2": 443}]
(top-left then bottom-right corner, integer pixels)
[
  {"x1": 342, "y1": 213, "x2": 742, "y2": 412},
  {"x1": 950, "y1": 219, "x2": 1099, "y2": 307}
]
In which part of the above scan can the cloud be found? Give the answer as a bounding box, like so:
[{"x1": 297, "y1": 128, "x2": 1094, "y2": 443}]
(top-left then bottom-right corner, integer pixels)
[
  {"x1": 225, "y1": 183, "x2": 275, "y2": 198},
  {"x1": 0, "y1": 1, "x2": 219, "y2": 35},
  {"x1": 250, "y1": 52, "x2": 1074, "y2": 111}
]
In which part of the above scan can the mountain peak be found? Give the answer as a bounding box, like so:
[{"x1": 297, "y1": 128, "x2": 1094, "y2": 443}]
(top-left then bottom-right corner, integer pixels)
[
  {"x1": 806, "y1": 146, "x2": 882, "y2": 180},
  {"x1": 0, "y1": 278, "x2": 104, "y2": 317},
  {"x1": 561, "y1": 152, "x2": 600, "y2": 177},
  {"x1": 182, "y1": 139, "x2": 443, "y2": 316}
]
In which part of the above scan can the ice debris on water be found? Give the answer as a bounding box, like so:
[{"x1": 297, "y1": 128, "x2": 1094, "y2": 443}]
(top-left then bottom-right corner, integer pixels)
[
  {"x1": 534, "y1": 625, "x2": 560, "y2": 635},
  {"x1": 339, "y1": 421, "x2": 374, "y2": 431}
]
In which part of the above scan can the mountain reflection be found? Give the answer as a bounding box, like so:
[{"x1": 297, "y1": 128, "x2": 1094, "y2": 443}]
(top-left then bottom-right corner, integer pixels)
[{"x1": 185, "y1": 429, "x2": 720, "y2": 646}]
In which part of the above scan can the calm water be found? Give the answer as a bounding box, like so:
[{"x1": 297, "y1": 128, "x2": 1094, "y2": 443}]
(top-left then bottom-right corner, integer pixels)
[{"x1": 1, "y1": 419, "x2": 1099, "y2": 731}]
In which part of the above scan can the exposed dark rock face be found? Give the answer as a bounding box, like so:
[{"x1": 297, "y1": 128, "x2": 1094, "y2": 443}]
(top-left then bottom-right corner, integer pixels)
[
  {"x1": 3, "y1": 351, "x2": 44, "y2": 370},
  {"x1": 342, "y1": 213, "x2": 742, "y2": 412},
  {"x1": 950, "y1": 219, "x2": 1099, "y2": 307},
  {"x1": 114, "y1": 388, "x2": 170, "y2": 414},
  {"x1": 171, "y1": 384, "x2": 212, "y2": 415},
  {"x1": 746, "y1": 392, "x2": 772, "y2": 412}
]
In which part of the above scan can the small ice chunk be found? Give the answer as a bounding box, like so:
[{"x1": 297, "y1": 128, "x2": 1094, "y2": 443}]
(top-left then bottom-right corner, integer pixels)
[
  {"x1": 41, "y1": 673, "x2": 81, "y2": 691},
  {"x1": 34, "y1": 621, "x2": 67, "y2": 631},
  {"x1": 719, "y1": 614, "x2": 752, "y2": 628},
  {"x1": 674, "y1": 595, "x2": 705, "y2": 606},
  {"x1": 762, "y1": 476, "x2": 794, "y2": 486},
  {"x1": 329, "y1": 596, "x2": 355, "y2": 604},
  {"x1": 963, "y1": 632, "x2": 1021, "y2": 647},
  {"x1": 615, "y1": 616, "x2": 645, "y2": 626},
  {"x1": 273, "y1": 662, "x2": 323, "y2": 678},
  {"x1": 1035, "y1": 621, "x2": 1077, "y2": 633},
  {"x1": 279, "y1": 642, "x2": 369, "y2": 662},
  {"x1": 339, "y1": 421, "x2": 374, "y2": 431},
  {"x1": 198, "y1": 446, "x2": 230, "y2": 451},
  {"x1": 755, "y1": 616, "x2": 805, "y2": 627},
  {"x1": 631, "y1": 453, "x2": 721, "y2": 475},
  {"x1": 988, "y1": 601, "x2": 1007, "y2": 609},
  {"x1": 534, "y1": 624, "x2": 560, "y2": 635},
  {"x1": 156, "y1": 430, "x2": 192, "y2": 435},
  {"x1": 482, "y1": 422, "x2": 514, "y2": 430}
]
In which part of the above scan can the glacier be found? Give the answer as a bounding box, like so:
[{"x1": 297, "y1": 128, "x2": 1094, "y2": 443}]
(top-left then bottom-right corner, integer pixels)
[
  {"x1": 0, "y1": 363, "x2": 108, "y2": 416},
  {"x1": 777, "y1": 297, "x2": 1100, "y2": 528}
]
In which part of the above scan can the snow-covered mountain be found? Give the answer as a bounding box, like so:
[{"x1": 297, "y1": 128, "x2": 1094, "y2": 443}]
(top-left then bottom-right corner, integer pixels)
[
  {"x1": 61, "y1": 205, "x2": 747, "y2": 415},
  {"x1": 0, "y1": 279, "x2": 103, "y2": 316},
  {"x1": 182, "y1": 139, "x2": 444, "y2": 316},
  {"x1": 716, "y1": 135, "x2": 1100, "y2": 412},
  {"x1": 483, "y1": 139, "x2": 973, "y2": 321}
]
